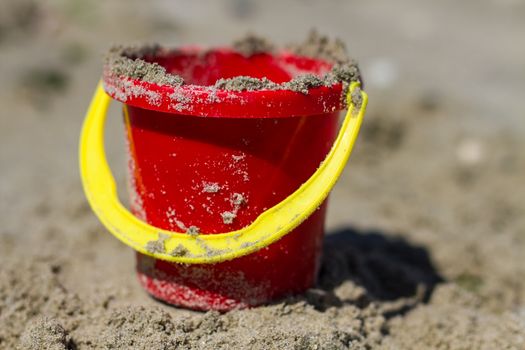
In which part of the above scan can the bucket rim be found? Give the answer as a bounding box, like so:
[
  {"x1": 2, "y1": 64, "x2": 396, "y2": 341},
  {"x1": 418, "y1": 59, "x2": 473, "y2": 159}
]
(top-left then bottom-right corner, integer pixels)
[{"x1": 102, "y1": 47, "x2": 346, "y2": 118}]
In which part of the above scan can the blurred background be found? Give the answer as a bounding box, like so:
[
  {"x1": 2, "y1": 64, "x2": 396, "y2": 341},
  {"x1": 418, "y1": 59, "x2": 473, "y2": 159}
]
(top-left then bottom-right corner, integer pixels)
[{"x1": 0, "y1": 0, "x2": 524, "y2": 347}]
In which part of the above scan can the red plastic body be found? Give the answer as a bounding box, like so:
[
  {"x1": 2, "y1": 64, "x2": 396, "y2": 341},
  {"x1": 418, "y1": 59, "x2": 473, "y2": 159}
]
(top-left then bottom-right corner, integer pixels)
[{"x1": 103, "y1": 48, "x2": 344, "y2": 311}]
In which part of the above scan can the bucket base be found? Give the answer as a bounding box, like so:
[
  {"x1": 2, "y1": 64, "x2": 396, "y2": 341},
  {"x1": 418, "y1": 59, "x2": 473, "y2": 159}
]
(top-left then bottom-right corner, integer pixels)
[
  {"x1": 137, "y1": 259, "x2": 261, "y2": 311},
  {"x1": 135, "y1": 206, "x2": 327, "y2": 311}
]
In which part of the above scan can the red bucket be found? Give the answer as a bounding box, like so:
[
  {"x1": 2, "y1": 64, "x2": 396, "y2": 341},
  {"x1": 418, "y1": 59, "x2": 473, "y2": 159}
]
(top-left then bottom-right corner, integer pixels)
[{"x1": 102, "y1": 48, "x2": 348, "y2": 311}]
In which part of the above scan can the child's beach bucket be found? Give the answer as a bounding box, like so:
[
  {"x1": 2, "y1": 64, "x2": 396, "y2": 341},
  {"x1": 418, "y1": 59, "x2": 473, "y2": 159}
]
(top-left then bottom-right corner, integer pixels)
[{"x1": 80, "y1": 47, "x2": 367, "y2": 311}]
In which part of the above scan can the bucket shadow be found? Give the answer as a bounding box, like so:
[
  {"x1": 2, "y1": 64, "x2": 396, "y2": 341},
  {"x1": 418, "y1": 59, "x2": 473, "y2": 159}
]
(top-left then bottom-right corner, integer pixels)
[{"x1": 299, "y1": 227, "x2": 444, "y2": 315}]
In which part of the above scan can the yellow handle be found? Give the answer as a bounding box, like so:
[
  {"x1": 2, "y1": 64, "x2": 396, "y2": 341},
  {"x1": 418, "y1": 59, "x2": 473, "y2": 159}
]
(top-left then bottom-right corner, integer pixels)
[{"x1": 79, "y1": 81, "x2": 367, "y2": 264}]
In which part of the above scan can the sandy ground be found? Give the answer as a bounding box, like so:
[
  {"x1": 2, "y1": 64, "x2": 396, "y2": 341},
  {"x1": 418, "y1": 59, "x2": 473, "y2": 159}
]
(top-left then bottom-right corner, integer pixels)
[{"x1": 1, "y1": 0, "x2": 524, "y2": 349}]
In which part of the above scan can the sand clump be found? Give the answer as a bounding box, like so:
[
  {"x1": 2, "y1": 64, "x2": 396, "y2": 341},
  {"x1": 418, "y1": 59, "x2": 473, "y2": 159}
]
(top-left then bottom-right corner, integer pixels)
[
  {"x1": 232, "y1": 33, "x2": 275, "y2": 57},
  {"x1": 146, "y1": 230, "x2": 200, "y2": 255},
  {"x1": 214, "y1": 73, "x2": 329, "y2": 95},
  {"x1": 170, "y1": 244, "x2": 189, "y2": 257},
  {"x1": 220, "y1": 211, "x2": 236, "y2": 225},
  {"x1": 145, "y1": 233, "x2": 169, "y2": 254},
  {"x1": 202, "y1": 182, "x2": 221, "y2": 193},
  {"x1": 282, "y1": 74, "x2": 325, "y2": 94},
  {"x1": 221, "y1": 193, "x2": 247, "y2": 225},
  {"x1": 214, "y1": 76, "x2": 279, "y2": 92},
  {"x1": 186, "y1": 226, "x2": 200, "y2": 236},
  {"x1": 106, "y1": 46, "x2": 183, "y2": 87},
  {"x1": 19, "y1": 317, "x2": 71, "y2": 350},
  {"x1": 289, "y1": 29, "x2": 351, "y2": 64}
]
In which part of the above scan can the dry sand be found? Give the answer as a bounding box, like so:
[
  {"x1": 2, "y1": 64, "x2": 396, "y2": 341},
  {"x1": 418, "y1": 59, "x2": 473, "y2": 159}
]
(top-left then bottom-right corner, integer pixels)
[{"x1": 1, "y1": 0, "x2": 524, "y2": 349}]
